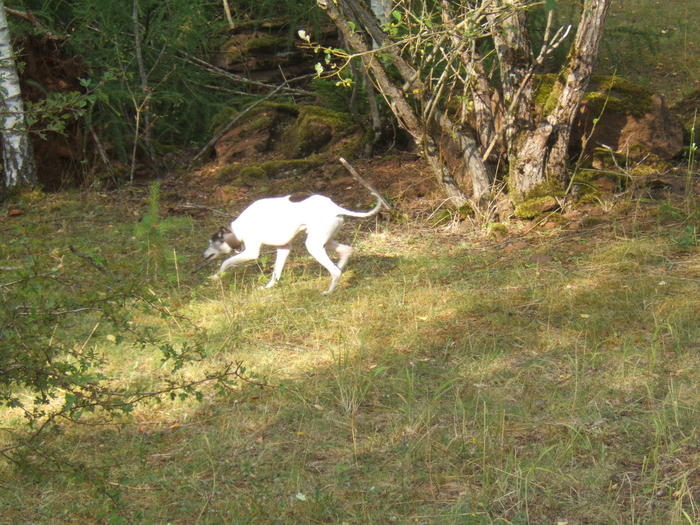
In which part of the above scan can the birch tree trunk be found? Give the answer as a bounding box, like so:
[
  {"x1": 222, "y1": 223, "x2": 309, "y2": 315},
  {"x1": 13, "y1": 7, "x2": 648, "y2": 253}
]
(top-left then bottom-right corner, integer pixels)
[{"x1": 0, "y1": 1, "x2": 37, "y2": 188}]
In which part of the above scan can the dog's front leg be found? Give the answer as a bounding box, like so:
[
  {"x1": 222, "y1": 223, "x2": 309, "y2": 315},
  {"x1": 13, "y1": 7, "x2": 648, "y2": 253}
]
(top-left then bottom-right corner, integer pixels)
[
  {"x1": 264, "y1": 246, "x2": 291, "y2": 289},
  {"x1": 210, "y1": 247, "x2": 260, "y2": 280}
]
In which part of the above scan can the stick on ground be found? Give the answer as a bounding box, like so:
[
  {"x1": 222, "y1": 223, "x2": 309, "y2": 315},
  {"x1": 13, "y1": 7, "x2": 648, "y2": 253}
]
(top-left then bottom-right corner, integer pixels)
[{"x1": 338, "y1": 157, "x2": 392, "y2": 210}]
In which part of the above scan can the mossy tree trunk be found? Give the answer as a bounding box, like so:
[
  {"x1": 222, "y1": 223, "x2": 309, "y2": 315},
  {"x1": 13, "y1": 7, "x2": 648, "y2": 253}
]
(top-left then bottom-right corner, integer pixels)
[
  {"x1": 316, "y1": 0, "x2": 611, "y2": 208},
  {"x1": 506, "y1": 0, "x2": 612, "y2": 200}
]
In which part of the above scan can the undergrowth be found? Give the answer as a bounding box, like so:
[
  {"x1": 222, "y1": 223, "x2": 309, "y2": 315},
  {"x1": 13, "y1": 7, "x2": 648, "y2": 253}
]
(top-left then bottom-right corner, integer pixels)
[{"x1": 1, "y1": 185, "x2": 699, "y2": 524}]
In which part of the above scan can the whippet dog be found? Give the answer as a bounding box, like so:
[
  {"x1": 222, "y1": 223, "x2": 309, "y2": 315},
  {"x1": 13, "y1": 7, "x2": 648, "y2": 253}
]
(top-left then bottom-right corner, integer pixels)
[{"x1": 203, "y1": 180, "x2": 388, "y2": 294}]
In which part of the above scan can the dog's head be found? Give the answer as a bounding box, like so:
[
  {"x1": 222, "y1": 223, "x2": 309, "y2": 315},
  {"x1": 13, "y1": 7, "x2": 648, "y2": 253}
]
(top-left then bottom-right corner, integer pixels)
[{"x1": 203, "y1": 227, "x2": 242, "y2": 260}]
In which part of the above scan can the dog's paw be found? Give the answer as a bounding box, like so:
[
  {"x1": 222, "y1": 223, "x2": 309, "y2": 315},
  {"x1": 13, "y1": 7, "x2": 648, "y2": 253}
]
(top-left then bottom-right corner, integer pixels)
[{"x1": 208, "y1": 273, "x2": 222, "y2": 281}]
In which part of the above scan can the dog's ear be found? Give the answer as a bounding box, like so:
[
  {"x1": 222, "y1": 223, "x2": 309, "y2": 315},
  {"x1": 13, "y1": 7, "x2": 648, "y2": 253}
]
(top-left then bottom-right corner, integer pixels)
[
  {"x1": 222, "y1": 230, "x2": 242, "y2": 250},
  {"x1": 219, "y1": 226, "x2": 232, "y2": 234}
]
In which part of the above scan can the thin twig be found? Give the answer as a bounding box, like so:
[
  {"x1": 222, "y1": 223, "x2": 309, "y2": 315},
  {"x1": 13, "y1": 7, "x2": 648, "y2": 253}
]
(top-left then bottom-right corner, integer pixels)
[
  {"x1": 173, "y1": 202, "x2": 230, "y2": 216},
  {"x1": 4, "y1": 7, "x2": 63, "y2": 39},
  {"x1": 222, "y1": 0, "x2": 235, "y2": 30}
]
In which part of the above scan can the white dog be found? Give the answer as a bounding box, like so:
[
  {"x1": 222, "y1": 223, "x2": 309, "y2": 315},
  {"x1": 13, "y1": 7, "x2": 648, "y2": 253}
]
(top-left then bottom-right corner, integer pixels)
[{"x1": 203, "y1": 190, "x2": 386, "y2": 294}]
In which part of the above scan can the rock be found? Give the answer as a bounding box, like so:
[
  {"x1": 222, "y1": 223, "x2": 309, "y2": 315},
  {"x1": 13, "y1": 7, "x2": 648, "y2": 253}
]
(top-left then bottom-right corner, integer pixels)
[
  {"x1": 504, "y1": 240, "x2": 529, "y2": 253},
  {"x1": 281, "y1": 105, "x2": 357, "y2": 158},
  {"x1": 329, "y1": 175, "x2": 355, "y2": 188},
  {"x1": 570, "y1": 76, "x2": 683, "y2": 160},
  {"x1": 494, "y1": 194, "x2": 515, "y2": 221},
  {"x1": 214, "y1": 105, "x2": 298, "y2": 163}
]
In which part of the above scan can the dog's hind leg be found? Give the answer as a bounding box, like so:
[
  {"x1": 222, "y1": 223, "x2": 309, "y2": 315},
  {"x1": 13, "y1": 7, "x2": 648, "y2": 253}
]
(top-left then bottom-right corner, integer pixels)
[
  {"x1": 265, "y1": 246, "x2": 291, "y2": 288},
  {"x1": 326, "y1": 240, "x2": 353, "y2": 270},
  {"x1": 305, "y1": 238, "x2": 342, "y2": 294}
]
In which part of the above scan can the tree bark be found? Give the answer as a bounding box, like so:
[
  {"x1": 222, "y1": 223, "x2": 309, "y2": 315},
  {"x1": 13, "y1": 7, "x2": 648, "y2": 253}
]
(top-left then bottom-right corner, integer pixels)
[
  {"x1": 441, "y1": 2, "x2": 497, "y2": 155},
  {"x1": 509, "y1": 0, "x2": 612, "y2": 199},
  {"x1": 0, "y1": 1, "x2": 37, "y2": 188}
]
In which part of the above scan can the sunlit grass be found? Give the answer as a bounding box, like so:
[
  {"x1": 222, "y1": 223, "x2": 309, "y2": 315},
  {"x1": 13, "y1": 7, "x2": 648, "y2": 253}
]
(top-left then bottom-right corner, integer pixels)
[{"x1": 1, "y1": 188, "x2": 699, "y2": 523}]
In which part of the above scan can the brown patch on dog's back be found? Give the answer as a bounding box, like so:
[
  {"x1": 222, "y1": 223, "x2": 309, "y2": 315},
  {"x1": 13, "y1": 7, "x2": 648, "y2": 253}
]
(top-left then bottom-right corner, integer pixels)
[{"x1": 288, "y1": 192, "x2": 314, "y2": 203}]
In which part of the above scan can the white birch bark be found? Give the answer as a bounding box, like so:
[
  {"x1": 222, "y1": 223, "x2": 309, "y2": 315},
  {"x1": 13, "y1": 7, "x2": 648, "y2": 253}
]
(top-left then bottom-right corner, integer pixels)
[{"x1": 0, "y1": 1, "x2": 37, "y2": 188}]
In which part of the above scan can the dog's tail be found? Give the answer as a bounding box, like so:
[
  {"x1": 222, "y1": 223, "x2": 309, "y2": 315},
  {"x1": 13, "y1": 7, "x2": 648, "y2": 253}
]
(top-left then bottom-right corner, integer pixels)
[{"x1": 337, "y1": 157, "x2": 391, "y2": 218}]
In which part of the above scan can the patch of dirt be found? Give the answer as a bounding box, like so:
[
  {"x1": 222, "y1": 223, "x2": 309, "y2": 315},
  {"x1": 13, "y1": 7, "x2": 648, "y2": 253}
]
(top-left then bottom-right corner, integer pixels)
[
  {"x1": 163, "y1": 151, "x2": 439, "y2": 220},
  {"x1": 610, "y1": 446, "x2": 700, "y2": 517}
]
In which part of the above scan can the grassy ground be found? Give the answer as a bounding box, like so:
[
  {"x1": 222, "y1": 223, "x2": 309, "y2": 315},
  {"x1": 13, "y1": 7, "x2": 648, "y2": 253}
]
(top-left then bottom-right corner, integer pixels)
[
  {"x1": 599, "y1": 0, "x2": 700, "y2": 105},
  {"x1": 544, "y1": 0, "x2": 700, "y2": 106},
  {"x1": 1, "y1": 183, "x2": 699, "y2": 524}
]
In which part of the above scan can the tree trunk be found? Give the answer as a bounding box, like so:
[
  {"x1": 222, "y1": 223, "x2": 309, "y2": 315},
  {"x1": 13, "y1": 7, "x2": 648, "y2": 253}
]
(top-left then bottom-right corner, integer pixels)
[
  {"x1": 132, "y1": 0, "x2": 156, "y2": 171},
  {"x1": 441, "y1": 2, "x2": 497, "y2": 156},
  {"x1": 509, "y1": 0, "x2": 612, "y2": 199},
  {"x1": 318, "y1": 0, "x2": 492, "y2": 206},
  {"x1": 0, "y1": 1, "x2": 37, "y2": 188},
  {"x1": 487, "y1": 1, "x2": 535, "y2": 151}
]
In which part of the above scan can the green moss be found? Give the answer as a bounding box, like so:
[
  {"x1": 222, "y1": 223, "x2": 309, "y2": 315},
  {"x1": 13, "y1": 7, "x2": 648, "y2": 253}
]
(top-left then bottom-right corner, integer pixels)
[
  {"x1": 534, "y1": 73, "x2": 564, "y2": 116},
  {"x1": 522, "y1": 180, "x2": 566, "y2": 201},
  {"x1": 489, "y1": 222, "x2": 509, "y2": 237},
  {"x1": 514, "y1": 196, "x2": 559, "y2": 219},
  {"x1": 245, "y1": 35, "x2": 286, "y2": 54},
  {"x1": 248, "y1": 114, "x2": 275, "y2": 132},
  {"x1": 583, "y1": 75, "x2": 654, "y2": 116},
  {"x1": 298, "y1": 105, "x2": 353, "y2": 128},
  {"x1": 214, "y1": 163, "x2": 240, "y2": 182},
  {"x1": 239, "y1": 166, "x2": 268, "y2": 182},
  {"x1": 282, "y1": 105, "x2": 355, "y2": 158},
  {"x1": 333, "y1": 133, "x2": 368, "y2": 160},
  {"x1": 260, "y1": 102, "x2": 300, "y2": 116},
  {"x1": 535, "y1": 74, "x2": 654, "y2": 117}
]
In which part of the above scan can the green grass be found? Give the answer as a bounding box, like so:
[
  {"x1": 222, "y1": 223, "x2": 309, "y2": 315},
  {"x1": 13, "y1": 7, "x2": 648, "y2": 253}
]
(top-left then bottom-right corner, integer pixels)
[
  {"x1": 545, "y1": 0, "x2": 700, "y2": 106},
  {"x1": 599, "y1": 0, "x2": 700, "y2": 105},
  {"x1": 1, "y1": 187, "x2": 700, "y2": 524}
]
